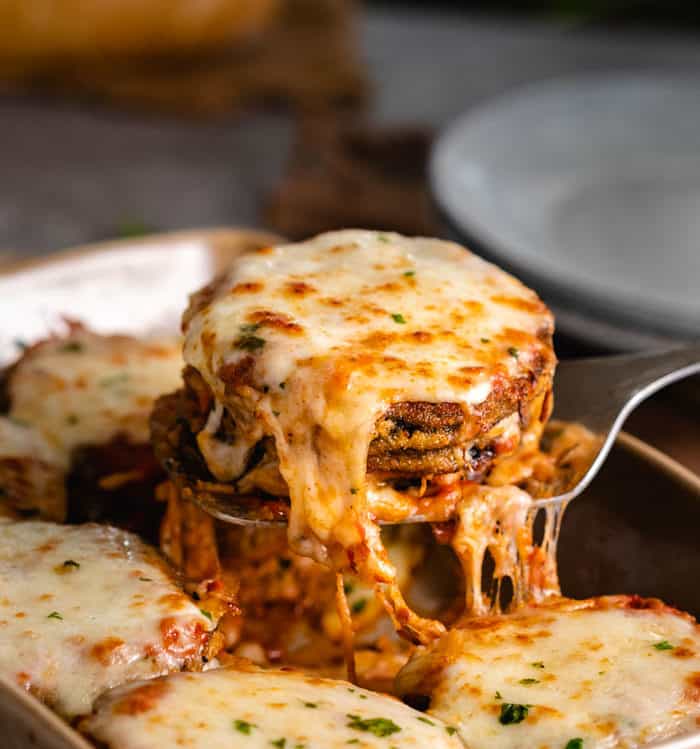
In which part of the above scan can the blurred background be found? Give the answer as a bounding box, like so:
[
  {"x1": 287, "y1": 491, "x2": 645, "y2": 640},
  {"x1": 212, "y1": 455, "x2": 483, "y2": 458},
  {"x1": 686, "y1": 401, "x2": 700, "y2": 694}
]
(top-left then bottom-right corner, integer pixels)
[{"x1": 0, "y1": 0, "x2": 697, "y2": 467}]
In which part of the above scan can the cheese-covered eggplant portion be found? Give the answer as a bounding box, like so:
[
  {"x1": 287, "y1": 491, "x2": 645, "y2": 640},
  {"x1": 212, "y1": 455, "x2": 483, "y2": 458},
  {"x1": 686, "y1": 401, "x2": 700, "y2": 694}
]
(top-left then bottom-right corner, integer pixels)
[
  {"x1": 395, "y1": 596, "x2": 700, "y2": 749},
  {"x1": 80, "y1": 663, "x2": 465, "y2": 749},
  {"x1": 1, "y1": 328, "x2": 182, "y2": 521},
  {"x1": 178, "y1": 230, "x2": 555, "y2": 641},
  {"x1": 0, "y1": 520, "x2": 219, "y2": 718},
  {"x1": 7, "y1": 329, "x2": 182, "y2": 463}
]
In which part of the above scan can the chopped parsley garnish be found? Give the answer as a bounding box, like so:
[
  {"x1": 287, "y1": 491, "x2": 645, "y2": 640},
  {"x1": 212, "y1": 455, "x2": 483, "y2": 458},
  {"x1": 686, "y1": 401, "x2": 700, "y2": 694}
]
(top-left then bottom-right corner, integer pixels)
[
  {"x1": 403, "y1": 270, "x2": 416, "y2": 277},
  {"x1": 47, "y1": 611, "x2": 63, "y2": 620},
  {"x1": 199, "y1": 609, "x2": 213, "y2": 621},
  {"x1": 279, "y1": 381, "x2": 286, "y2": 389},
  {"x1": 653, "y1": 640, "x2": 674, "y2": 651},
  {"x1": 138, "y1": 577, "x2": 153, "y2": 582},
  {"x1": 234, "y1": 719, "x2": 255, "y2": 735},
  {"x1": 480, "y1": 337, "x2": 490, "y2": 343},
  {"x1": 531, "y1": 661, "x2": 545, "y2": 669},
  {"x1": 391, "y1": 313, "x2": 407, "y2": 324},
  {"x1": 347, "y1": 741, "x2": 359, "y2": 745},
  {"x1": 518, "y1": 678, "x2": 539, "y2": 685},
  {"x1": 417, "y1": 717, "x2": 435, "y2": 726},
  {"x1": 62, "y1": 559, "x2": 80, "y2": 568},
  {"x1": 499, "y1": 703, "x2": 529, "y2": 725},
  {"x1": 302, "y1": 701, "x2": 318, "y2": 708},
  {"x1": 359, "y1": 694, "x2": 368, "y2": 700},
  {"x1": 350, "y1": 487, "x2": 358, "y2": 495},
  {"x1": 347, "y1": 687, "x2": 356, "y2": 693},
  {"x1": 236, "y1": 334, "x2": 266, "y2": 352},
  {"x1": 446, "y1": 726, "x2": 458, "y2": 736},
  {"x1": 59, "y1": 341, "x2": 83, "y2": 353},
  {"x1": 346, "y1": 714, "x2": 401, "y2": 737},
  {"x1": 271, "y1": 739, "x2": 286, "y2": 748},
  {"x1": 566, "y1": 739, "x2": 583, "y2": 749},
  {"x1": 235, "y1": 323, "x2": 265, "y2": 351},
  {"x1": 377, "y1": 233, "x2": 391, "y2": 243},
  {"x1": 99, "y1": 372, "x2": 129, "y2": 387},
  {"x1": 495, "y1": 691, "x2": 502, "y2": 700},
  {"x1": 351, "y1": 598, "x2": 367, "y2": 614},
  {"x1": 507, "y1": 346, "x2": 519, "y2": 359},
  {"x1": 273, "y1": 410, "x2": 281, "y2": 417},
  {"x1": 343, "y1": 581, "x2": 354, "y2": 595}
]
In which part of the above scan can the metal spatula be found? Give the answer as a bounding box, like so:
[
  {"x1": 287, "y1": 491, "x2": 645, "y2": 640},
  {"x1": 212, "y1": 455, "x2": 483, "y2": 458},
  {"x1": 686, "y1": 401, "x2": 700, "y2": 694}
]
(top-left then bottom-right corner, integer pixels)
[{"x1": 190, "y1": 345, "x2": 700, "y2": 527}]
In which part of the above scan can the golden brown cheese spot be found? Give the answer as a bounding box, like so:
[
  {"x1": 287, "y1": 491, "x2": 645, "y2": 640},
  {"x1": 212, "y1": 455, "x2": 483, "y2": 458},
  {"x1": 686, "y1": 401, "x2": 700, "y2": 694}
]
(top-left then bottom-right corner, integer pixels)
[
  {"x1": 360, "y1": 331, "x2": 400, "y2": 350},
  {"x1": 91, "y1": 637, "x2": 127, "y2": 666},
  {"x1": 448, "y1": 374, "x2": 478, "y2": 389},
  {"x1": 343, "y1": 314, "x2": 371, "y2": 325},
  {"x1": 320, "y1": 297, "x2": 345, "y2": 307},
  {"x1": 495, "y1": 327, "x2": 539, "y2": 348},
  {"x1": 464, "y1": 300, "x2": 485, "y2": 315},
  {"x1": 674, "y1": 647, "x2": 696, "y2": 659},
  {"x1": 113, "y1": 681, "x2": 171, "y2": 715},
  {"x1": 231, "y1": 281, "x2": 265, "y2": 295},
  {"x1": 409, "y1": 331, "x2": 434, "y2": 344},
  {"x1": 282, "y1": 281, "x2": 317, "y2": 297},
  {"x1": 683, "y1": 671, "x2": 700, "y2": 702},
  {"x1": 247, "y1": 310, "x2": 304, "y2": 335},
  {"x1": 255, "y1": 246, "x2": 274, "y2": 255},
  {"x1": 528, "y1": 705, "x2": 564, "y2": 723},
  {"x1": 491, "y1": 295, "x2": 546, "y2": 314},
  {"x1": 372, "y1": 281, "x2": 403, "y2": 294}
]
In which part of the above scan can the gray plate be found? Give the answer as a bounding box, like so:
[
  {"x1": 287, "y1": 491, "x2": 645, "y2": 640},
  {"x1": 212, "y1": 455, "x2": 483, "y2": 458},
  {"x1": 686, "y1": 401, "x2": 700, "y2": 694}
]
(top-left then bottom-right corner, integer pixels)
[{"x1": 431, "y1": 73, "x2": 700, "y2": 348}]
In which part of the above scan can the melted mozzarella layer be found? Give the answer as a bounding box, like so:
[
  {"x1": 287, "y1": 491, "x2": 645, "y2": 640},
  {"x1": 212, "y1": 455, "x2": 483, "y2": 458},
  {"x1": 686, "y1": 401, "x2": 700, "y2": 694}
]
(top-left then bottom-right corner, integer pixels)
[
  {"x1": 0, "y1": 520, "x2": 215, "y2": 718},
  {"x1": 8, "y1": 330, "x2": 182, "y2": 468},
  {"x1": 396, "y1": 596, "x2": 700, "y2": 749},
  {"x1": 81, "y1": 664, "x2": 464, "y2": 749},
  {"x1": 183, "y1": 230, "x2": 554, "y2": 639}
]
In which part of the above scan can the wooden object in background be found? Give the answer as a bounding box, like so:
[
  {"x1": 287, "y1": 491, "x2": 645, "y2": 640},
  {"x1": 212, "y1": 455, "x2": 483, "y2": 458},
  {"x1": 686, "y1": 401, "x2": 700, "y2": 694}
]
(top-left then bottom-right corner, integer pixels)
[
  {"x1": 0, "y1": 0, "x2": 367, "y2": 116},
  {"x1": 265, "y1": 117, "x2": 438, "y2": 238}
]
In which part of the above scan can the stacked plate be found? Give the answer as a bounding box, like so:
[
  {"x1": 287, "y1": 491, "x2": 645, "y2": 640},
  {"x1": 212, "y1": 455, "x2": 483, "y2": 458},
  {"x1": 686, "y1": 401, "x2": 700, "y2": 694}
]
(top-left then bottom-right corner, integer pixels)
[{"x1": 431, "y1": 73, "x2": 700, "y2": 351}]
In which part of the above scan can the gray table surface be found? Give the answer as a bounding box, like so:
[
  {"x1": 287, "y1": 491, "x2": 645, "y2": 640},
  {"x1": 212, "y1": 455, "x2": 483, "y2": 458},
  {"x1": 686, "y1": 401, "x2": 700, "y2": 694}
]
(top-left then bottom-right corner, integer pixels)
[{"x1": 3, "y1": 8, "x2": 700, "y2": 255}]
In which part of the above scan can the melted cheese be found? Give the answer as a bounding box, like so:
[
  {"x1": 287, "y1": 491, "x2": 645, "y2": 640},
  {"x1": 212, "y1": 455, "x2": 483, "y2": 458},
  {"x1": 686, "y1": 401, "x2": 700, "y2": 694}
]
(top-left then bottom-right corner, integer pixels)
[
  {"x1": 182, "y1": 230, "x2": 554, "y2": 641},
  {"x1": 8, "y1": 329, "x2": 182, "y2": 469},
  {"x1": 450, "y1": 485, "x2": 562, "y2": 617},
  {"x1": 80, "y1": 663, "x2": 465, "y2": 749},
  {"x1": 396, "y1": 596, "x2": 700, "y2": 749},
  {"x1": 0, "y1": 520, "x2": 216, "y2": 718}
]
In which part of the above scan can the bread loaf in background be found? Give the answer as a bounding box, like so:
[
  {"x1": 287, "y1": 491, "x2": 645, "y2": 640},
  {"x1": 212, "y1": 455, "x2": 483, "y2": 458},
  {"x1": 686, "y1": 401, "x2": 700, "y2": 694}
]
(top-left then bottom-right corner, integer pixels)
[{"x1": 0, "y1": 0, "x2": 280, "y2": 76}]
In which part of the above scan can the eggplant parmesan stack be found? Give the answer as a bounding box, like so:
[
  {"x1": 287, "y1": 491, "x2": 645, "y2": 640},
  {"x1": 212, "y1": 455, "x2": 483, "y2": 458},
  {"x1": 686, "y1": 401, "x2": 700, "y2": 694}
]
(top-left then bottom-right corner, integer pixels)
[
  {"x1": 152, "y1": 230, "x2": 557, "y2": 643},
  {"x1": 0, "y1": 327, "x2": 182, "y2": 537},
  {"x1": 396, "y1": 595, "x2": 700, "y2": 749}
]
